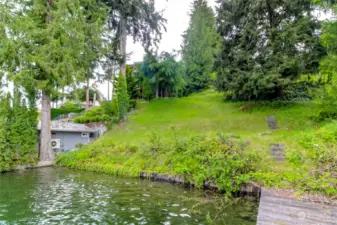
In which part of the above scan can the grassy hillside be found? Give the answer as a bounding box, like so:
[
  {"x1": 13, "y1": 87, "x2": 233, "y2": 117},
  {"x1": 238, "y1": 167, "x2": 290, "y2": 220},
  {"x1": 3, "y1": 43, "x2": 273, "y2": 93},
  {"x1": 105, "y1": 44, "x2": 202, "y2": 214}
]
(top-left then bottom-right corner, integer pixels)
[
  {"x1": 93, "y1": 90, "x2": 317, "y2": 150},
  {"x1": 58, "y1": 90, "x2": 337, "y2": 196}
]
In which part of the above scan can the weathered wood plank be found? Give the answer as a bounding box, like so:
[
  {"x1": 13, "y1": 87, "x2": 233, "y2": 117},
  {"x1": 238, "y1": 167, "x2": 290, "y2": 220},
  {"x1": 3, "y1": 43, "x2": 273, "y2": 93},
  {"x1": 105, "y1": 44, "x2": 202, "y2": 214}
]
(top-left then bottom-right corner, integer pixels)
[{"x1": 257, "y1": 188, "x2": 337, "y2": 225}]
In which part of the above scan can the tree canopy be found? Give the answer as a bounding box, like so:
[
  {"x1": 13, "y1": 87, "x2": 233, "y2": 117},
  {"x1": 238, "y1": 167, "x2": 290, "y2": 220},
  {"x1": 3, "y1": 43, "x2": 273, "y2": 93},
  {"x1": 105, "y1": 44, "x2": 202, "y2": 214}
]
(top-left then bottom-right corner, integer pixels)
[
  {"x1": 182, "y1": 0, "x2": 220, "y2": 94},
  {"x1": 135, "y1": 52, "x2": 186, "y2": 99},
  {"x1": 214, "y1": 0, "x2": 326, "y2": 101}
]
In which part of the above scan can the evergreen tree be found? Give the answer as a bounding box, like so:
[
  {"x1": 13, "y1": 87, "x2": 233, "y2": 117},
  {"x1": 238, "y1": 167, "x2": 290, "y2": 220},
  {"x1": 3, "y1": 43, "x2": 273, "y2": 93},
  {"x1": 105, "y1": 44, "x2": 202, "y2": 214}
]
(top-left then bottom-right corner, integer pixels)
[
  {"x1": 0, "y1": 93, "x2": 12, "y2": 171},
  {"x1": 215, "y1": 0, "x2": 326, "y2": 100},
  {"x1": 104, "y1": 0, "x2": 166, "y2": 76},
  {"x1": 0, "y1": 0, "x2": 106, "y2": 161},
  {"x1": 182, "y1": 0, "x2": 220, "y2": 94},
  {"x1": 116, "y1": 75, "x2": 129, "y2": 122},
  {"x1": 126, "y1": 65, "x2": 139, "y2": 100},
  {"x1": 10, "y1": 88, "x2": 26, "y2": 162}
]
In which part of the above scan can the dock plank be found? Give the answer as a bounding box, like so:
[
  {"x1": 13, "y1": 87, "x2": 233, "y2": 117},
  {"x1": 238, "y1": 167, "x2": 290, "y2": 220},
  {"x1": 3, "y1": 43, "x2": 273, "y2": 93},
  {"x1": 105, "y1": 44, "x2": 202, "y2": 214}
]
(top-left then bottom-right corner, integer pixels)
[{"x1": 257, "y1": 189, "x2": 337, "y2": 225}]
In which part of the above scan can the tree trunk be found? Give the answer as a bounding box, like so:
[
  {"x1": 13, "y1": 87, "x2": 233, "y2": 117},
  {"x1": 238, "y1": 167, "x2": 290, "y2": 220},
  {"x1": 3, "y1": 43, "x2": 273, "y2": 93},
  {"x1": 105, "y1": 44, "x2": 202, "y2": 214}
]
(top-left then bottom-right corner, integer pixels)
[
  {"x1": 107, "y1": 80, "x2": 110, "y2": 101},
  {"x1": 111, "y1": 70, "x2": 115, "y2": 100},
  {"x1": 155, "y1": 81, "x2": 159, "y2": 98},
  {"x1": 119, "y1": 15, "x2": 127, "y2": 77},
  {"x1": 93, "y1": 92, "x2": 97, "y2": 107},
  {"x1": 86, "y1": 78, "x2": 90, "y2": 110},
  {"x1": 40, "y1": 91, "x2": 54, "y2": 161}
]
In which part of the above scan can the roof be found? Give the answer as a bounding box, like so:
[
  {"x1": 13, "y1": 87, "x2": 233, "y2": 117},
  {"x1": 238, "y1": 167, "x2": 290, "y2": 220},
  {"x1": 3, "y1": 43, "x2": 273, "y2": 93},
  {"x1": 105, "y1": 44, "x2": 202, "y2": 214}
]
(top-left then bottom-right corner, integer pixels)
[{"x1": 38, "y1": 120, "x2": 95, "y2": 133}]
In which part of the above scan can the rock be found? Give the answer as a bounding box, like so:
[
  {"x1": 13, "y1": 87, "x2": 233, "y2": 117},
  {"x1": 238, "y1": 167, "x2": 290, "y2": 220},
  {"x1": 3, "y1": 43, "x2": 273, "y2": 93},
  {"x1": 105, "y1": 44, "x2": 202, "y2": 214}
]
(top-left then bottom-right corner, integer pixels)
[
  {"x1": 266, "y1": 116, "x2": 278, "y2": 130},
  {"x1": 270, "y1": 143, "x2": 285, "y2": 161}
]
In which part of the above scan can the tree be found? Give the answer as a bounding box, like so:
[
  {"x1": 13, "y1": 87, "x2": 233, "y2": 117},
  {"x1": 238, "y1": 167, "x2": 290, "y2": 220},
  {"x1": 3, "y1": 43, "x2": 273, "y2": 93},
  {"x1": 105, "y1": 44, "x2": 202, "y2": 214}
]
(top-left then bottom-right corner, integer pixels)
[
  {"x1": 215, "y1": 0, "x2": 326, "y2": 101},
  {"x1": 0, "y1": 0, "x2": 107, "y2": 161},
  {"x1": 115, "y1": 75, "x2": 129, "y2": 121},
  {"x1": 0, "y1": 93, "x2": 12, "y2": 171},
  {"x1": 136, "y1": 51, "x2": 186, "y2": 98},
  {"x1": 182, "y1": 0, "x2": 220, "y2": 94},
  {"x1": 126, "y1": 65, "x2": 139, "y2": 100},
  {"x1": 104, "y1": 0, "x2": 166, "y2": 76}
]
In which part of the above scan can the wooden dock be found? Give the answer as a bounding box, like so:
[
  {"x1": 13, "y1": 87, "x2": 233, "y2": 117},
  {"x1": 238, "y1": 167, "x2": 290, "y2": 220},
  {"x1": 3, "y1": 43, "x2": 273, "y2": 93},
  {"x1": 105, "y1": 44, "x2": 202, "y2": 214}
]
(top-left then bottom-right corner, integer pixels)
[{"x1": 257, "y1": 188, "x2": 337, "y2": 225}]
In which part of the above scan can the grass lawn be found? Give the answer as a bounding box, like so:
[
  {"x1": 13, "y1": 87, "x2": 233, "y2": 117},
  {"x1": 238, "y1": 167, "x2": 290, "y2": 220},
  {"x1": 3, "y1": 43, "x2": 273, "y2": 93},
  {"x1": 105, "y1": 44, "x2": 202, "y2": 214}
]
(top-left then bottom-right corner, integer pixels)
[{"x1": 99, "y1": 89, "x2": 317, "y2": 151}]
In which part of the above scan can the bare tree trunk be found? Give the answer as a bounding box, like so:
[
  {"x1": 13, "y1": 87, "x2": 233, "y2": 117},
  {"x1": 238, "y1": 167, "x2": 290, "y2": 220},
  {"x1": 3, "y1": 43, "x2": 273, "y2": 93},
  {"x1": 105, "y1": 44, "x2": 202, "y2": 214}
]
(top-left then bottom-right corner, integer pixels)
[
  {"x1": 93, "y1": 92, "x2": 97, "y2": 107},
  {"x1": 155, "y1": 81, "x2": 159, "y2": 98},
  {"x1": 111, "y1": 68, "x2": 116, "y2": 100},
  {"x1": 119, "y1": 15, "x2": 127, "y2": 77},
  {"x1": 107, "y1": 80, "x2": 110, "y2": 101},
  {"x1": 86, "y1": 78, "x2": 90, "y2": 110},
  {"x1": 39, "y1": 0, "x2": 54, "y2": 162},
  {"x1": 40, "y1": 91, "x2": 54, "y2": 161}
]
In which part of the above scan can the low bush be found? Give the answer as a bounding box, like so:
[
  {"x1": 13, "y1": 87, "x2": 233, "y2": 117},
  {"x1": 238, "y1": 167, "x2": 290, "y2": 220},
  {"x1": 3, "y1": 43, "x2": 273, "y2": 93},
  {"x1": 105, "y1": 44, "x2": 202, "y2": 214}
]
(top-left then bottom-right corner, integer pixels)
[
  {"x1": 58, "y1": 129, "x2": 337, "y2": 196},
  {"x1": 51, "y1": 101, "x2": 84, "y2": 119},
  {"x1": 57, "y1": 133, "x2": 262, "y2": 194},
  {"x1": 73, "y1": 101, "x2": 118, "y2": 124}
]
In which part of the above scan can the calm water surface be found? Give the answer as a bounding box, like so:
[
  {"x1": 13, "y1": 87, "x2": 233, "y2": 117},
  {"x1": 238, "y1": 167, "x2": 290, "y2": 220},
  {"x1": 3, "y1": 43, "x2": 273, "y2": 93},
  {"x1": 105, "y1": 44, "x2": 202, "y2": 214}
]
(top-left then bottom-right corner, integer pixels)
[{"x1": 0, "y1": 168, "x2": 257, "y2": 225}]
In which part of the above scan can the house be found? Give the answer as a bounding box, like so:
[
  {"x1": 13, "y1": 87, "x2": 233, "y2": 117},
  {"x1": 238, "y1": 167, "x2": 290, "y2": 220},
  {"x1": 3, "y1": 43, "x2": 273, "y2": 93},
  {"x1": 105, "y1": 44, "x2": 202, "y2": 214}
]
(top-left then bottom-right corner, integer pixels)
[{"x1": 38, "y1": 121, "x2": 97, "y2": 152}]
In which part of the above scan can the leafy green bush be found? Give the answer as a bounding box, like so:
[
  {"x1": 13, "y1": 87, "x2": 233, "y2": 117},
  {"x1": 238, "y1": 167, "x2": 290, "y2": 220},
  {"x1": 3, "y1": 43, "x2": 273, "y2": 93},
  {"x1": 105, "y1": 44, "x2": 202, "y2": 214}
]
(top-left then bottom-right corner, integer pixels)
[
  {"x1": 58, "y1": 128, "x2": 337, "y2": 196},
  {"x1": 314, "y1": 86, "x2": 337, "y2": 121},
  {"x1": 73, "y1": 101, "x2": 118, "y2": 124},
  {"x1": 51, "y1": 101, "x2": 84, "y2": 119},
  {"x1": 57, "y1": 133, "x2": 262, "y2": 193}
]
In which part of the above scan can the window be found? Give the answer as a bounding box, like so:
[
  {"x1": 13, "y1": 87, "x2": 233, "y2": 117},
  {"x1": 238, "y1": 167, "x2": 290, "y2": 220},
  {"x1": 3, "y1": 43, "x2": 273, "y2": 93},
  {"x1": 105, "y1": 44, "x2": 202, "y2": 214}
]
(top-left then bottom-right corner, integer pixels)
[{"x1": 81, "y1": 132, "x2": 89, "y2": 138}]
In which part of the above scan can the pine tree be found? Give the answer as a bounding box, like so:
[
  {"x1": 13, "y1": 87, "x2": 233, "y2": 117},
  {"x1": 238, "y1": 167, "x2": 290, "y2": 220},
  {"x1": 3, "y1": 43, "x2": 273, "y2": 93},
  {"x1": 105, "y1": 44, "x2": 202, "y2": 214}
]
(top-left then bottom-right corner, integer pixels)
[
  {"x1": 182, "y1": 0, "x2": 220, "y2": 94},
  {"x1": 126, "y1": 65, "x2": 139, "y2": 100},
  {"x1": 10, "y1": 88, "x2": 27, "y2": 162},
  {"x1": 116, "y1": 75, "x2": 129, "y2": 122},
  {"x1": 0, "y1": 0, "x2": 107, "y2": 161},
  {"x1": 215, "y1": 0, "x2": 326, "y2": 101},
  {"x1": 104, "y1": 0, "x2": 166, "y2": 76},
  {"x1": 0, "y1": 93, "x2": 13, "y2": 171}
]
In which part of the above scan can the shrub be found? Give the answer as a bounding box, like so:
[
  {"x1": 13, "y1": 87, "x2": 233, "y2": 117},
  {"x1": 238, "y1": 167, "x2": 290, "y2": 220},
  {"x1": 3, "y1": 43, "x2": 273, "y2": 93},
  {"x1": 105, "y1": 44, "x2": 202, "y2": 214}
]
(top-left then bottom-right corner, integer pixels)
[
  {"x1": 51, "y1": 101, "x2": 84, "y2": 119},
  {"x1": 57, "y1": 133, "x2": 262, "y2": 194},
  {"x1": 73, "y1": 100, "x2": 119, "y2": 124}
]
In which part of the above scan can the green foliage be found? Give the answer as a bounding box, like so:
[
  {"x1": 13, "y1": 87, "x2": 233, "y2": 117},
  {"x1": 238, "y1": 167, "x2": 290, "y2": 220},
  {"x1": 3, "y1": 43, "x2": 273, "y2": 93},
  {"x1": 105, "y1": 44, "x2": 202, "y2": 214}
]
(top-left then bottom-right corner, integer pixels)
[
  {"x1": 141, "y1": 77, "x2": 155, "y2": 100},
  {"x1": 58, "y1": 126, "x2": 337, "y2": 196},
  {"x1": 182, "y1": 0, "x2": 220, "y2": 94},
  {"x1": 67, "y1": 88, "x2": 101, "y2": 102},
  {"x1": 116, "y1": 75, "x2": 129, "y2": 121},
  {"x1": 0, "y1": 93, "x2": 13, "y2": 171},
  {"x1": 56, "y1": 90, "x2": 337, "y2": 195},
  {"x1": 215, "y1": 0, "x2": 326, "y2": 101},
  {"x1": 0, "y1": 0, "x2": 107, "y2": 95},
  {"x1": 51, "y1": 102, "x2": 85, "y2": 120},
  {"x1": 57, "y1": 133, "x2": 261, "y2": 194},
  {"x1": 0, "y1": 90, "x2": 38, "y2": 172},
  {"x1": 126, "y1": 65, "x2": 139, "y2": 100},
  {"x1": 135, "y1": 52, "x2": 186, "y2": 98},
  {"x1": 315, "y1": 3, "x2": 337, "y2": 121},
  {"x1": 74, "y1": 101, "x2": 117, "y2": 124},
  {"x1": 103, "y1": 0, "x2": 166, "y2": 51}
]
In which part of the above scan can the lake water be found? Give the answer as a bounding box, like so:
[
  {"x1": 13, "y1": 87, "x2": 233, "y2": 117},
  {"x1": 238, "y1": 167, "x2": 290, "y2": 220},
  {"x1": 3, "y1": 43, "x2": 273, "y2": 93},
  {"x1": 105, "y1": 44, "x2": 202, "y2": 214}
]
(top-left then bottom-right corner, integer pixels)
[{"x1": 0, "y1": 167, "x2": 257, "y2": 225}]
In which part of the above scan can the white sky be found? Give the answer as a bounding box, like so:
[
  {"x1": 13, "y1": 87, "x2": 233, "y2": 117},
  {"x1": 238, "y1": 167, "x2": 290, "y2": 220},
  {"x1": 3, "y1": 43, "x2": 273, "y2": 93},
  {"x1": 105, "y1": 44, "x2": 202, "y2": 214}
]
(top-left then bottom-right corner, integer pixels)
[{"x1": 98, "y1": 0, "x2": 217, "y2": 99}]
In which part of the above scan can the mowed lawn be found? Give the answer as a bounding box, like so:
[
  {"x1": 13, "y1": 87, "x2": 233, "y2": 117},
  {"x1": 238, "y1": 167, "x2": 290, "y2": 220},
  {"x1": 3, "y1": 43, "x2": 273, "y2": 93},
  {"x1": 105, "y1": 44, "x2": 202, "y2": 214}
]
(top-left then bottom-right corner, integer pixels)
[{"x1": 95, "y1": 90, "x2": 318, "y2": 152}]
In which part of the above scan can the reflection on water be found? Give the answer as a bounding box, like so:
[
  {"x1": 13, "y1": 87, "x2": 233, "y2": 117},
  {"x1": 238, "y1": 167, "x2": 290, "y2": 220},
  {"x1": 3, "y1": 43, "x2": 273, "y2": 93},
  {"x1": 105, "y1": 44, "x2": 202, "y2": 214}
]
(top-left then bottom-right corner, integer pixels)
[{"x1": 0, "y1": 167, "x2": 257, "y2": 225}]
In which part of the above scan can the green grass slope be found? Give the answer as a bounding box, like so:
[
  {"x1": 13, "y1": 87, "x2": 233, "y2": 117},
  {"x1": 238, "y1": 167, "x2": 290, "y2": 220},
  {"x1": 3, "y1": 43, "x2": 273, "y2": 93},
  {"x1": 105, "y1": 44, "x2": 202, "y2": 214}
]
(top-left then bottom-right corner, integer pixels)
[
  {"x1": 103, "y1": 90, "x2": 316, "y2": 145},
  {"x1": 58, "y1": 90, "x2": 337, "y2": 196}
]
